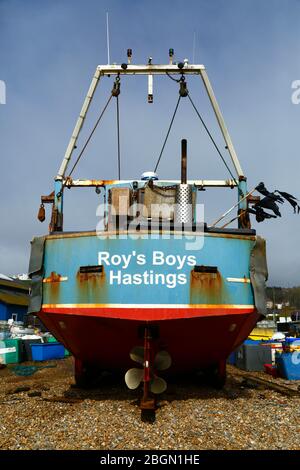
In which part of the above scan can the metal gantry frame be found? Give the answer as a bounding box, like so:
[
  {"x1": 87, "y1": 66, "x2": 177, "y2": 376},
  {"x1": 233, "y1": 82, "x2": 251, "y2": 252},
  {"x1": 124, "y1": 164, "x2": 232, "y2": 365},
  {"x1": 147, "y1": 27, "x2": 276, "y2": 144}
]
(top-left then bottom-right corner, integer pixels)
[
  {"x1": 56, "y1": 63, "x2": 244, "y2": 181},
  {"x1": 52, "y1": 63, "x2": 247, "y2": 231}
]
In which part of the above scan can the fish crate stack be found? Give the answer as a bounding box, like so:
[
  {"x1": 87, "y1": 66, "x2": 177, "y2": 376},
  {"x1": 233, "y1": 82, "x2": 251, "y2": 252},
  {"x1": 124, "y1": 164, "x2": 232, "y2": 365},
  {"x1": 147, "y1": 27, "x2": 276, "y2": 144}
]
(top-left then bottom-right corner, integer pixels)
[
  {"x1": 0, "y1": 338, "x2": 22, "y2": 365},
  {"x1": 30, "y1": 342, "x2": 65, "y2": 361},
  {"x1": 0, "y1": 319, "x2": 71, "y2": 365}
]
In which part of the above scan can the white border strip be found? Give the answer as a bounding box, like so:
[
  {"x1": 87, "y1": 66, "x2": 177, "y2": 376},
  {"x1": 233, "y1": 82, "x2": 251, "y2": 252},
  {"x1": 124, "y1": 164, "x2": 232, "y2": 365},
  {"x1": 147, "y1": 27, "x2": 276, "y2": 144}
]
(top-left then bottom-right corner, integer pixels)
[{"x1": 42, "y1": 303, "x2": 255, "y2": 309}]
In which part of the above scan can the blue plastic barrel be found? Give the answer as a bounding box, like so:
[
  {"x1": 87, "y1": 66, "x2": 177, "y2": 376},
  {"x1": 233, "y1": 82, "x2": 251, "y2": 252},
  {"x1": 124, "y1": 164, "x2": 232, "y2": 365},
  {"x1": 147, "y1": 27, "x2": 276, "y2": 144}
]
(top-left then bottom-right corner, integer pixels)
[{"x1": 276, "y1": 352, "x2": 300, "y2": 380}]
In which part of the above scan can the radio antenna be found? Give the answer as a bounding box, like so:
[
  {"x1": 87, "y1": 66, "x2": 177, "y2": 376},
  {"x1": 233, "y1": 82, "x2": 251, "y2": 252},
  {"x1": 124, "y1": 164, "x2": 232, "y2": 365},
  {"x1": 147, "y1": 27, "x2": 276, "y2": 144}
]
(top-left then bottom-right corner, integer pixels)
[
  {"x1": 192, "y1": 31, "x2": 196, "y2": 63},
  {"x1": 106, "y1": 12, "x2": 110, "y2": 65}
]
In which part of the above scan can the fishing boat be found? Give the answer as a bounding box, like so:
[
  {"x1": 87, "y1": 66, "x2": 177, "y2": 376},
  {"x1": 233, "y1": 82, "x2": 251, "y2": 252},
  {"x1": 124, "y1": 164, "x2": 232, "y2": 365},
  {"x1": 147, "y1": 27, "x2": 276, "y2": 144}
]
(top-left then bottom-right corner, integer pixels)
[{"x1": 28, "y1": 51, "x2": 268, "y2": 411}]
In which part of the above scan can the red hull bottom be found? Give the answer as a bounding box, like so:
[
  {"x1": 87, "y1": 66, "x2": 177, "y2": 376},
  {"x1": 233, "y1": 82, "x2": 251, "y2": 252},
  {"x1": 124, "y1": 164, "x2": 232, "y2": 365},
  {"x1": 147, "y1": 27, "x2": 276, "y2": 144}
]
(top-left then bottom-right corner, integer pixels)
[{"x1": 38, "y1": 308, "x2": 260, "y2": 373}]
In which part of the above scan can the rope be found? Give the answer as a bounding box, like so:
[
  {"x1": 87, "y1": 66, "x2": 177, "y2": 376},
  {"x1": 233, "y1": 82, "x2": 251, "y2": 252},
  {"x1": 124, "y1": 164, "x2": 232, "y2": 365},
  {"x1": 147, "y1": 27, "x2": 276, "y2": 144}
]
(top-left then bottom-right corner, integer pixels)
[
  {"x1": 165, "y1": 72, "x2": 239, "y2": 188},
  {"x1": 154, "y1": 95, "x2": 181, "y2": 173},
  {"x1": 116, "y1": 95, "x2": 121, "y2": 179},
  {"x1": 68, "y1": 93, "x2": 113, "y2": 178},
  {"x1": 187, "y1": 94, "x2": 239, "y2": 187},
  {"x1": 210, "y1": 187, "x2": 256, "y2": 227},
  {"x1": 220, "y1": 212, "x2": 243, "y2": 229},
  {"x1": 166, "y1": 71, "x2": 181, "y2": 83}
]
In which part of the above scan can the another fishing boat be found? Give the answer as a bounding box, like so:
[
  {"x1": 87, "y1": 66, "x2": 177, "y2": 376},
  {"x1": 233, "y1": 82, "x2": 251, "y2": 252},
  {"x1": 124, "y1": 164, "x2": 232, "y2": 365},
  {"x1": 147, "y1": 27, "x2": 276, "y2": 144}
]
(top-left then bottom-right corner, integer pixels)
[{"x1": 28, "y1": 51, "x2": 268, "y2": 411}]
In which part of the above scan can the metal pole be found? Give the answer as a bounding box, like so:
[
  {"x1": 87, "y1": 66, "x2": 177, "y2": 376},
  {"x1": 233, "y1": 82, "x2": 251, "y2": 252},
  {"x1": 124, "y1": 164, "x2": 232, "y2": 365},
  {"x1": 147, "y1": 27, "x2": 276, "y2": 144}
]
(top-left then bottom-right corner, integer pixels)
[
  {"x1": 106, "y1": 12, "x2": 110, "y2": 65},
  {"x1": 96, "y1": 64, "x2": 205, "y2": 76},
  {"x1": 57, "y1": 68, "x2": 101, "y2": 178},
  {"x1": 199, "y1": 69, "x2": 244, "y2": 178},
  {"x1": 273, "y1": 287, "x2": 277, "y2": 325},
  {"x1": 181, "y1": 139, "x2": 187, "y2": 184},
  {"x1": 192, "y1": 32, "x2": 196, "y2": 64},
  {"x1": 238, "y1": 178, "x2": 248, "y2": 228}
]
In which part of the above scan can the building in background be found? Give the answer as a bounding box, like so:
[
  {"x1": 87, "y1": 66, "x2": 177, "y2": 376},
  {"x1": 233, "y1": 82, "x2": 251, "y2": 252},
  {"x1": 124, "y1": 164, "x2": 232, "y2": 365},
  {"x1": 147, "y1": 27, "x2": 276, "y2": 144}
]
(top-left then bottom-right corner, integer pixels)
[{"x1": 0, "y1": 273, "x2": 30, "y2": 323}]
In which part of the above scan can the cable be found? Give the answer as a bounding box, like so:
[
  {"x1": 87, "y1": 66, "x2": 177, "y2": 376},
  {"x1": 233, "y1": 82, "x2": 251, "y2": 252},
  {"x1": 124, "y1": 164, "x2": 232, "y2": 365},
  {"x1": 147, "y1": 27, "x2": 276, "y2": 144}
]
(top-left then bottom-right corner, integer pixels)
[
  {"x1": 166, "y1": 71, "x2": 181, "y2": 83},
  {"x1": 154, "y1": 95, "x2": 181, "y2": 173},
  {"x1": 68, "y1": 93, "x2": 113, "y2": 178},
  {"x1": 116, "y1": 95, "x2": 121, "y2": 179},
  {"x1": 165, "y1": 72, "x2": 239, "y2": 188},
  {"x1": 187, "y1": 94, "x2": 239, "y2": 186}
]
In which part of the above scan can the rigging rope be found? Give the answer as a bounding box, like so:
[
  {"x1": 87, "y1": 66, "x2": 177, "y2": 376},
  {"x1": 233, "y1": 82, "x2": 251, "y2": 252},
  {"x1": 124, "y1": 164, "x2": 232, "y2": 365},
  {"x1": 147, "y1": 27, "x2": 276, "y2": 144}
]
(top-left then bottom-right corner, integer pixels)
[
  {"x1": 68, "y1": 93, "x2": 114, "y2": 178},
  {"x1": 166, "y1": 71, "x2": 181, "y2": 83},
  {"x1": 165, "y1": 72, "x2": 239, "y2": 187},
  {"x1": 116, "y1": 94, "x2": 121, "y2": 180},
  {"x1": 154, "y1": 95, "x2": 181, "y2": 173},
  {"x1": 66, "y1": 75, "x2": 122, "y2": 181},
  {"x1": 66, "y1": 72, "x2": 238, "y2": 194},
  {"x1": 187, "y1": 94, "x2": 239, "y2": 187}
]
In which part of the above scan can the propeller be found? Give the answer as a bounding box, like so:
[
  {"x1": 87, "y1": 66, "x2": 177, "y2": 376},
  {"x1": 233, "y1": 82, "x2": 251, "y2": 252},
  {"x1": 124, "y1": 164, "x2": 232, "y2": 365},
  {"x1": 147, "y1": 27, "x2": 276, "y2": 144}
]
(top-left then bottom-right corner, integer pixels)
[
  {"x1": 150, "y1": 376, "x2": 167, "y2": 394},
  {"x1": 154, "y1": 350, "x2": 172, "y2": 371},
  {"x1": 129, "y1": 346, "x2": 144, "y2": 365},
  {"x1": 124, "y1": 347, "x2": 171, "y2": 394},
  {"x1": 125, "y1": 368, "x2": 143, "y2": 390}
]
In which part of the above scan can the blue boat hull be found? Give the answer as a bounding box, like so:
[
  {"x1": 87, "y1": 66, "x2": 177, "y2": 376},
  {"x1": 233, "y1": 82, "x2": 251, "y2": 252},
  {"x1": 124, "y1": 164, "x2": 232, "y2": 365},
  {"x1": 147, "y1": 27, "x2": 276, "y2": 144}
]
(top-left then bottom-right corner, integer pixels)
[{"x1": 28, "y1": 229, "x2": 265, "y2": 372}]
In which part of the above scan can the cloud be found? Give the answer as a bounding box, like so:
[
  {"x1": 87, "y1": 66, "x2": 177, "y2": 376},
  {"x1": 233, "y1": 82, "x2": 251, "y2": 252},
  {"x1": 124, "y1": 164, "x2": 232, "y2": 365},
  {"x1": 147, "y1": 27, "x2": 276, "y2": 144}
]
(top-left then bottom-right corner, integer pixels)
[{"x1": 0, "y1": 0, "x2": 300, "y2": 286}]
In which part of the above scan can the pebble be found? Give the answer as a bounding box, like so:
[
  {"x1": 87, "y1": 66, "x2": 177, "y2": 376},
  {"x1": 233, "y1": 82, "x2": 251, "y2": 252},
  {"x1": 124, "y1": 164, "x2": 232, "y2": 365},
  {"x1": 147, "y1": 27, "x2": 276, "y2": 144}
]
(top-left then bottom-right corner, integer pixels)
[{"x1": 0, "y1": 358, "x2": 299, "y2": 450}]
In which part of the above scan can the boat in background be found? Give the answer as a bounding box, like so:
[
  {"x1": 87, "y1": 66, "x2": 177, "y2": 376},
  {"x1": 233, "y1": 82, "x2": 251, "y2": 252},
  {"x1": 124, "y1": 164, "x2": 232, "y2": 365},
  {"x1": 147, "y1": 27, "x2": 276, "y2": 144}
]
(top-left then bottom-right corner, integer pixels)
[{"x1": 28, "y1": 51, "x2": 268, "y2": 413}]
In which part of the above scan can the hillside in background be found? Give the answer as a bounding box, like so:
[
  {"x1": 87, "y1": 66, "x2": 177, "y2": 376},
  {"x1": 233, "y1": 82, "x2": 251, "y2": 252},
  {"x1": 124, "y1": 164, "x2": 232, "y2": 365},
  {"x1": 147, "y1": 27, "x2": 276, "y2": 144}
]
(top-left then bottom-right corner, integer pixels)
[{"x1": 266, "y1": 286, "x2": 300, "y2": 310}]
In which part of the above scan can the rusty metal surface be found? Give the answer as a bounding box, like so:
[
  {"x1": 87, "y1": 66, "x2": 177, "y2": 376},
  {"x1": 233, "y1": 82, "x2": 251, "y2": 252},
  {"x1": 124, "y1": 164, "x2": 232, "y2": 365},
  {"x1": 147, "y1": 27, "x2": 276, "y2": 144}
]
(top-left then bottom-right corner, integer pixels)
[
  {"x1": 181, "y1": 139, "x2": 187, "y2": 184},
  {"x1": 190, "y1": 269, "x2": 228, "y2": 305},
  {"x1": 44, "y1": 276, "x2": 61, "y2": 304},
  {"x1": 37, "y1": 205, "x2": 46, "y2": 222},
  {"x1": 238, "y1": 209, "x2": 251, "y2": 229},
  {"x1": 140, "y1": 397, "x2": 156, "y2": 410},
  {"x1": 41, "y1": 192, "x2": 55, "y2": 204},
  {"x1": 65, "y1": 179, "x2": 238, "y2": 187},
  {"x1": 65, "y1": 179, "x2": 119, "y2": 187},
  {"x1": 75, "y1": 266, "x2": 107, "y2": 304},
  {"x1": 43, "y1": 272, "x2": 66, "y2": 283},
  {"x1": 45, "y1": 230, "x2": 256, "y2": 241}
]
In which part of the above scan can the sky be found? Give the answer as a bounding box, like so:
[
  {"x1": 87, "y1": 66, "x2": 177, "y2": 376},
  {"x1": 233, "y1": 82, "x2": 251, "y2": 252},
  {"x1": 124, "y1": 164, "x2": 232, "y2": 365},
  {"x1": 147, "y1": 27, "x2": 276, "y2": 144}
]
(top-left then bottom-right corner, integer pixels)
[{"x1": 0, "y1": 0, "x2": 300, "y2": 286}]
